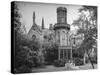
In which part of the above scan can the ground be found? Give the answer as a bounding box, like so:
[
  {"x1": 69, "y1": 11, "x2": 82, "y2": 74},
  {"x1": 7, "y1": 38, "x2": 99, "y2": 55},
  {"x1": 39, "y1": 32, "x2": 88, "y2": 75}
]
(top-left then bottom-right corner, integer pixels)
[{"x1": 32, "y1": 63, "x2": 97, "y2": 73}]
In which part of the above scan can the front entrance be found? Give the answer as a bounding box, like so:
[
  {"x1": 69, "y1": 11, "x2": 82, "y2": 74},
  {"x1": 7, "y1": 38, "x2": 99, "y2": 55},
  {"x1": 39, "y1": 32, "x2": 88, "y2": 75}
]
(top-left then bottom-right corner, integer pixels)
[{"x1": 58, "y1": 47, "x2": 72, "y2": 63}]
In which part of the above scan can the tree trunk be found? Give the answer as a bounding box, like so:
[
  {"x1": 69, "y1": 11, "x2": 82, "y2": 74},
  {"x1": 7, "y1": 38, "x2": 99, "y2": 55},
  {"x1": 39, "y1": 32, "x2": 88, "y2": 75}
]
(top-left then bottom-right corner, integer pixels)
[
  {"x1": 87, "y1": 53, "x2": 94, "y2": 69},
  {"x1": 83, "y1": 53, "x2": 86, "y2": 65}
]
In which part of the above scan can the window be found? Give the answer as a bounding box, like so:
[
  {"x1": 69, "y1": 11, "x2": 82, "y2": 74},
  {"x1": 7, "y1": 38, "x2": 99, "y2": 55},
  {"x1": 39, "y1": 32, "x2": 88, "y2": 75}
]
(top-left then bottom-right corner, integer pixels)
[
  {"x1": 32, "y1": 35, "x2": 36, "y2": 40},
  {"x1": 62, "y1": 31, "x2": 65, "y2": 40},
  {"x1": 58, "y1": 31, "x2": 60, "y2": 42}
]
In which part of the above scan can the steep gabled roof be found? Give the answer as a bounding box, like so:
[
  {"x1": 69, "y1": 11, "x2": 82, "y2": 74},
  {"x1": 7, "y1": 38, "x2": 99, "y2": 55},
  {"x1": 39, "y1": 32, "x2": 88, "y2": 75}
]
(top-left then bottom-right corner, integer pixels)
[{"x1": 28, "y1": 23, "x2": 42, "y2": 35}]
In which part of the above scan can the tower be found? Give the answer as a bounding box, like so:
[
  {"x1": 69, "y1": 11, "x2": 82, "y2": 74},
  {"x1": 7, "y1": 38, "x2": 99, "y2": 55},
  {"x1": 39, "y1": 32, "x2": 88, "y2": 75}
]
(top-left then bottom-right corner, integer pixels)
[
  {"x1": 57, "y1": 7, "x2": 67, "y2": 24},
  {"x1": 54, "y1": 7, "x2": 71, "y2": 62}
]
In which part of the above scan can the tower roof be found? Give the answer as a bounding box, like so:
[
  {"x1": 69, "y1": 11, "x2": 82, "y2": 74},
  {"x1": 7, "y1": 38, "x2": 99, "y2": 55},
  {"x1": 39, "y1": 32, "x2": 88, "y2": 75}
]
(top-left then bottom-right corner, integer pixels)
[
  {"x1": 54, "y1": 7, "x2": 70, "y2": 30},
  {"x1": 57, "y1": 7, "x2": 67, "y2": 12}
]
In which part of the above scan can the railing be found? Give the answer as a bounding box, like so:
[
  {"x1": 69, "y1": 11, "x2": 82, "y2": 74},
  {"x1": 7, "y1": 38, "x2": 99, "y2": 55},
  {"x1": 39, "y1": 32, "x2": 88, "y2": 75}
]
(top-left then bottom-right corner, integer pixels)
[{"x1": 54, "y1": 23, "x2": 70, "y2": 30}]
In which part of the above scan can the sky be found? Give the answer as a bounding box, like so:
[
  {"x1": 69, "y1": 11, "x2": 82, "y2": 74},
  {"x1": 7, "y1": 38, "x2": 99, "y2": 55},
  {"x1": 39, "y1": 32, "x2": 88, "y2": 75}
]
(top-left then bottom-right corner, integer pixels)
[{"x1": 17, "y1": 2, "x2": 82, "y2": 32}]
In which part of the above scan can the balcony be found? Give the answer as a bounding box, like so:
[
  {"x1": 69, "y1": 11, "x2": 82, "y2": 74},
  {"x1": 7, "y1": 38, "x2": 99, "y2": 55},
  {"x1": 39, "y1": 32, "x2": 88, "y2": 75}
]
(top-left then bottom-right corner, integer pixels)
[{"x1": 53, "y1": 23, "x2": 70, "y2": 30}]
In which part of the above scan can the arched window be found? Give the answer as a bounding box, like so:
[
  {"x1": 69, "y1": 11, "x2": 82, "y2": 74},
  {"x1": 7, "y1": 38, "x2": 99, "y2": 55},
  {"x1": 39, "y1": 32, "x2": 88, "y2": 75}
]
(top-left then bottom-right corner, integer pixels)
[
  {"x1": 58, "y1": 31, "x2": 60, "y2": 42},
  {"x1": 32, "y1": 35, "x2": 36, "y2": 40},
  {"x1": 62, "y1": 31, "x2": 65, "y2": 40}
]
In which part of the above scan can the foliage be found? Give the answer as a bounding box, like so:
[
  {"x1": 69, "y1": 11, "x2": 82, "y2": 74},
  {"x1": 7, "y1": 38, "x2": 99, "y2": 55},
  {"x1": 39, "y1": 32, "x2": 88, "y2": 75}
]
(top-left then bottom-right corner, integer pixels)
[
  {"x1": 14, "y1": 36, "x2": 43, "y2": 73},
  {"x1": 53, "y1": 59, "x2": 66, "y2": 67},
  {"x1": 11, "y1": 2, "x2": 21, "y2": 31},
  {"x1": 77, "y1": 6, "x2": 97, "y2": 57},
  {"x1": 14, "y1": 46, "x2": 32, "y2": 73},
  {"x1": 72, "y1": 50, "x2": 84, "y2": 58},
  {"x1": 74, "y1": 58, "x2": 84, "y2": 66},
  {"x1": 43, "y1": 42, "x2": 59, "y2": 65},
  {"x1": 13, "y1": 2, "x2": 43, "y2": 73},
  {"x1": 72, "y1": 6, "x2": 97, "y2": 69}
]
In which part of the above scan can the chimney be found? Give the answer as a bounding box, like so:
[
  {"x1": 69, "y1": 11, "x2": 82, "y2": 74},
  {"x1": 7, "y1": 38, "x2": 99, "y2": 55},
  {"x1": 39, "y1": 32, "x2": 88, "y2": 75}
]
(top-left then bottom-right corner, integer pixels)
[{"x1": 49, "y1": 24, "x2": 53, "y2": 30}]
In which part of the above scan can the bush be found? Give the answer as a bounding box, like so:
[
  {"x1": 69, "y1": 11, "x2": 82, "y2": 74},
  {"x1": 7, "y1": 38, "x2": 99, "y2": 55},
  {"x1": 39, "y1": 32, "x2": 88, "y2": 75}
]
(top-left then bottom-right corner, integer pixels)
[
  {"x1": 90, "y1": 57, "x2": 97, "y2": 64},
  {"x1": 74, "y1": 58, "x2": 84, "y2": 66},
  {"x1": 53, "y1": 59, "x2": 66, "y2": 67},
  {"x1": 14, "y1": 65, "x2": 32, "y2": 73}
]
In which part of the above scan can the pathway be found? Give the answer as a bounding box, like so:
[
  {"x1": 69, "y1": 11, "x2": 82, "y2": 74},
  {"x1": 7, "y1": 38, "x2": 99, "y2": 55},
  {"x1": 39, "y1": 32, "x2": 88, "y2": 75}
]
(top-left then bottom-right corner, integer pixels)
[{"x1": 32, "y1": 63, "x2": 97, "y2": 73}]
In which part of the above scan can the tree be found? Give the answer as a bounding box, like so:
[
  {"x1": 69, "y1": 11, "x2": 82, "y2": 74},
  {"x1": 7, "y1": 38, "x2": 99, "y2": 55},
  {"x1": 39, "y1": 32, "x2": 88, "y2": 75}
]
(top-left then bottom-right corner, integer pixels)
[
  {"x1": 42, "y1": 33, "x2": 58, "y2": 64},
  {"x1": 11, "y1": 2, "x2": 33, "y2": 73},
  {"x1": 72, "y1": 6, "x2": 97, "y2": 69}
]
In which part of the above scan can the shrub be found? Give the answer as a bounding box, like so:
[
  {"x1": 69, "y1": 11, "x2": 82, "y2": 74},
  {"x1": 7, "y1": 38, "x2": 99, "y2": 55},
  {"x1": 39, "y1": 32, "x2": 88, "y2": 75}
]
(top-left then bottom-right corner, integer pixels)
[
  {"x1": 90, "y1": 57, "x2": 97, "y2": 64},
  {"x1": 53, "y1": 59, "x2": 66, "y2": 67},
  {"x1": 14, "y1": 65, "x2": 32, "y2": 73},
  {"x1": 74, "y1": 58, "x2": 84, "y2": 66}
]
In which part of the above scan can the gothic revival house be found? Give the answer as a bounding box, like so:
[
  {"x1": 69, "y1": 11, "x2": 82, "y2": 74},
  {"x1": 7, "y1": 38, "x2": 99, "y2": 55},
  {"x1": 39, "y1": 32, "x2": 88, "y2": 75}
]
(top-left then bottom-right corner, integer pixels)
[{"x1": 27, "y1": 7, "x2": 83, "y2": 63}]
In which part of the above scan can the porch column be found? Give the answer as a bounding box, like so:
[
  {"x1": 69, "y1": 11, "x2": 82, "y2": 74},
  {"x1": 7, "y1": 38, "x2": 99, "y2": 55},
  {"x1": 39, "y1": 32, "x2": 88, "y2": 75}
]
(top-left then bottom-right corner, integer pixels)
[
  {"x1": 70, "y1": 47, "x2": 72, "y2": 62},
  {"x1": 63, "y1": 50, "x2": 64, "y2": 59},
  {"x1": 58, "y1": 47, "x2": 60, "y2": 60},
  {"x1": 66, "y1": 50, "x2": 68, "y2": 62}
]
